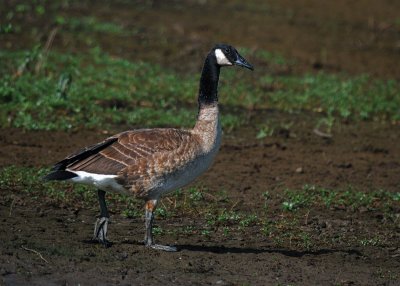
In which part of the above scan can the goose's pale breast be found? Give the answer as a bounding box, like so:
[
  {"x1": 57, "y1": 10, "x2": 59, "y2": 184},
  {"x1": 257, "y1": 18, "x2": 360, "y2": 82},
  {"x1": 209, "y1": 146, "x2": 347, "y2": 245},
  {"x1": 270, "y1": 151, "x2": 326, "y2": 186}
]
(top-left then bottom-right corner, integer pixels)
[
  {"x1": 136, "y1": 107, "x2": 221, "y2": 199},
  {"x1": 157, "y1": 127, "x2": 221, "y2": 194}
]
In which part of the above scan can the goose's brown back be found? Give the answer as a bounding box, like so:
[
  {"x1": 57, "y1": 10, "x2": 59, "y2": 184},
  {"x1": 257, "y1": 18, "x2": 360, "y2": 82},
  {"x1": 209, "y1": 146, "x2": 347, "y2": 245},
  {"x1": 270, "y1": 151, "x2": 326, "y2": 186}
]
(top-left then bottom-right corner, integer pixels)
[{"x1": 65, "y1": 128, "x2": 203, "y2": 197}]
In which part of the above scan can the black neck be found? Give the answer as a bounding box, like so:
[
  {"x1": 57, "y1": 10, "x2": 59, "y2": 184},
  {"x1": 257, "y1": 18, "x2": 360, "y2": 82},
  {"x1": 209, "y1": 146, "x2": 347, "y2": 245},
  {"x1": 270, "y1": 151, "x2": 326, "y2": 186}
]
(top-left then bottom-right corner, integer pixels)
[{"x1": 198, "y1": 53, "x2": 220, "y2": 107}]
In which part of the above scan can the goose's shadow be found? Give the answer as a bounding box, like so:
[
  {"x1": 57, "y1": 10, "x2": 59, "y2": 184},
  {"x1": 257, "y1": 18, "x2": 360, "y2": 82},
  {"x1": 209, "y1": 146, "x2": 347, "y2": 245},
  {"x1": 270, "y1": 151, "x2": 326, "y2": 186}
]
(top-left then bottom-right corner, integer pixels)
[
  {"x1": 176, "y1": 244, "x2": 362, "y2": 257},
  {"x1": 108, "y1": 240, "x2": 363, "y2": 257}
]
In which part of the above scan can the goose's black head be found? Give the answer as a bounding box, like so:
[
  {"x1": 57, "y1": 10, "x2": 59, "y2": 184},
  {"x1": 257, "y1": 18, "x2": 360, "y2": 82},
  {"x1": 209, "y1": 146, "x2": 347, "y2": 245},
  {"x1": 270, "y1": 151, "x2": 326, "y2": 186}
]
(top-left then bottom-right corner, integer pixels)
[{"x1": 213, "y1": 44, "x2": 254, "y2": 70}]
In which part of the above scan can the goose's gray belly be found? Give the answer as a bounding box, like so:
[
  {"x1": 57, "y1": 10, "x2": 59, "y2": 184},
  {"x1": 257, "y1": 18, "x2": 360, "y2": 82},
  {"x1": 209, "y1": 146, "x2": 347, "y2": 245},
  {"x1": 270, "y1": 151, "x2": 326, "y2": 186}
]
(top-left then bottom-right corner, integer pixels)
[{"x1": 153, "y1": 152, "x2": 217, "y2": 197}]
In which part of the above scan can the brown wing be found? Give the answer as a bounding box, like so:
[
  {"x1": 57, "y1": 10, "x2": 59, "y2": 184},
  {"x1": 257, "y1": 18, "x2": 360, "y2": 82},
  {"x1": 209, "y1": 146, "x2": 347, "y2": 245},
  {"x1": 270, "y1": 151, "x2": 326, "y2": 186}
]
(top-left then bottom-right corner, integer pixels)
[{"x1": 65, "y1": 128, "x2": 191, "y2": 175}]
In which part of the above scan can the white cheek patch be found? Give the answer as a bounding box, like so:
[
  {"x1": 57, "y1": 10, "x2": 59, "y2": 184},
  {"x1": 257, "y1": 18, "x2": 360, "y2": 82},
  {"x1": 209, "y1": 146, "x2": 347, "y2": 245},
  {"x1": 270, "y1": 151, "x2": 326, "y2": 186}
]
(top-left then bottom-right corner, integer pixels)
[{"x1": 215, "y1": 49, "x2": 233, "y2": 66}]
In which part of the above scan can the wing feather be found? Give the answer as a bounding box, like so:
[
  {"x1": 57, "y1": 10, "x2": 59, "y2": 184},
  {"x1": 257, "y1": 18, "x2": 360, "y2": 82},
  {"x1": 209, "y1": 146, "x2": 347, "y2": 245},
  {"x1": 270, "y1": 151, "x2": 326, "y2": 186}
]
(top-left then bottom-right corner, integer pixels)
[{"x1": 52, "y1": 129, "x2": 193, "y2": 176}]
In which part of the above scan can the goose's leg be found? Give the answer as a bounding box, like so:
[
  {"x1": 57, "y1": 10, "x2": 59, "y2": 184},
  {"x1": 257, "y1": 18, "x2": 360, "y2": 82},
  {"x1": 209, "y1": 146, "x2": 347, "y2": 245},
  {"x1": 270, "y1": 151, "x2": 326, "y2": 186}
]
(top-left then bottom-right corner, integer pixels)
[
  {"x1": 93, "y1": 189, "x2": 111, "y2": 247},
  {"x1": 144, "y1": 199, "x2": 177, "y2": 252}
]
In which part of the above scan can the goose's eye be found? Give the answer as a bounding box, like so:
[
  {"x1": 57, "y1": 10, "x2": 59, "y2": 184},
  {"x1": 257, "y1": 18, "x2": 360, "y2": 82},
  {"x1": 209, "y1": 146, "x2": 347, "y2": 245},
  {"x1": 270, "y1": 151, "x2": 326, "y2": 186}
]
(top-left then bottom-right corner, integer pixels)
[{"x1": 225, "y1": 48, "x2": 230, "y2": 54}]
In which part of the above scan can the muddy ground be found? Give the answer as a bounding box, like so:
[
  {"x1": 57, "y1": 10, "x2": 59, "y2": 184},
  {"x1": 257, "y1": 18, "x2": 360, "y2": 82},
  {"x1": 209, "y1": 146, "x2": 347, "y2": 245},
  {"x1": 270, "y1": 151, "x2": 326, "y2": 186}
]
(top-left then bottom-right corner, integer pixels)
[{"x1": 1, "y1": 0, "x2": 400, "y2": 285}]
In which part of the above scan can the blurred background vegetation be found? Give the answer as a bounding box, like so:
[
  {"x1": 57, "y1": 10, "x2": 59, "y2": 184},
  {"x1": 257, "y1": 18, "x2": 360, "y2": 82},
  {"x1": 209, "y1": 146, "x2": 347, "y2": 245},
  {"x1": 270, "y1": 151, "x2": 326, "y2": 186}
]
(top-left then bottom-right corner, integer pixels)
[{"x1": 1, "y1": 0, "x2": 400, "y2": 132}]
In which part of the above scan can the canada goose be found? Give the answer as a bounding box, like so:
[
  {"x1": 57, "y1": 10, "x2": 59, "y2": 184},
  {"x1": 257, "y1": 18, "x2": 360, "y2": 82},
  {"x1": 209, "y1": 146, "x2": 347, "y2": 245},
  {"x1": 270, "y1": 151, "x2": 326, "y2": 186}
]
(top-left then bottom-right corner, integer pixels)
[{"x1": 44, "y1": 44, "x2": 253, "y2": 252}]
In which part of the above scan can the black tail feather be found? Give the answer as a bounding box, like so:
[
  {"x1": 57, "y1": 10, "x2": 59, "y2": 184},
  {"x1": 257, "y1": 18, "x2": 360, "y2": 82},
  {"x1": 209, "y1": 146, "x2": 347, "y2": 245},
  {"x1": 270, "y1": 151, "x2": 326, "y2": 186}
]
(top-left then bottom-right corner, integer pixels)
[
  {"x1": 43, "y1": 170, "x2": 78, "y2": 181},
  {"x1": 51, "y1": 137, "x2": 117, "y2": 171}
]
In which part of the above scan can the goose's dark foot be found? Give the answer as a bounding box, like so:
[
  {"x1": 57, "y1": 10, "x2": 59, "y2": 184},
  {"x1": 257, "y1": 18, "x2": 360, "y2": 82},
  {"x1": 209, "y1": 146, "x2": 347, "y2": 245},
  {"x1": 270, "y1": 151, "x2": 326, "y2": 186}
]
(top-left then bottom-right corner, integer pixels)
[
  {"x1": 93, "y1": 217, "x2": 111, "y2": 247},
  {"x1": 143, "y1": 199, "x2": 177, "y2": 252},
  {"x1": 146, "y1": 243, "x2": 178, "y2": 252}
]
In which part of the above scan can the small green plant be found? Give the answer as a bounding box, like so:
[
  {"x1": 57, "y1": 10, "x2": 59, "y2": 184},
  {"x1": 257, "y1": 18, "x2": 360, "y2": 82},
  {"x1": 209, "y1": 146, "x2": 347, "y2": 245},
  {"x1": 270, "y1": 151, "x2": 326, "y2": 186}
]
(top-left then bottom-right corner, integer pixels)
[
  {"x1": 122, "y1": 208, "x2": 141, "y2": 219},
  {"x1": 281, "y1": 188, "x2": 311, "y2": 212},
  {"x1": 300, "y1": 232, "x2": 312, "y2": 251},
  {"x1": 262, "y1": 191, "x2": 271, "y2": 211},
  {"x1": 188, "y1": 187, "x2": 203, "y2": 202},
  {"x1": 359, "y1": 237, "x2": 382, "y2": 247},
  {"x1": 318, "y1": 188, "x2": 336, "y2": 208},
  {"x1": 217, "y1": 210, "x2": 240, "y2": 224},
  {"x1": 0, "y1": 23, "x2": 13, "y2": 34},
  {"x1": 181, "y1": 225, "x2": 195, "y2": 235},
  {"x1": 200, "y1": 229, "x2": 211, "y2": 236},
  {"x1": 315, "y1": 115, "x2": 335, "y2": 136},
  {"x1": 239, "y1": 214, "x2": 258, "y2": 227},
  {"x1": 155, "y1": 206, "x2": 169, "y2": 218},
  {"x1": 222, "y1": 227, "x2": 230, "y2": 236},
  {"x1": 261, "y1": 221, "x2": 272, "y2": 237},
  {"x1": 256, "y1": 124, "x2": 274, "y2": 139},
  {"x1": 375, "y1": 268, "x2": 398, "y2": 280},
  {"x1": 282, "y1": 201, "x2": 296, "y2": 212},
  {"x1": 152, "y1": 226, "x2": 164, "y2": 235}
]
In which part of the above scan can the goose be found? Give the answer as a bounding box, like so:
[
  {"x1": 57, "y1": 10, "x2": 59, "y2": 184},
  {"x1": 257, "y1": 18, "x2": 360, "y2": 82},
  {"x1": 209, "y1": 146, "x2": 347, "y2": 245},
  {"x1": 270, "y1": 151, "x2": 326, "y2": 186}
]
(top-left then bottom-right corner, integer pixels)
[{"x1": 44, "y1": 44, "x2": 253, "y2": 252}]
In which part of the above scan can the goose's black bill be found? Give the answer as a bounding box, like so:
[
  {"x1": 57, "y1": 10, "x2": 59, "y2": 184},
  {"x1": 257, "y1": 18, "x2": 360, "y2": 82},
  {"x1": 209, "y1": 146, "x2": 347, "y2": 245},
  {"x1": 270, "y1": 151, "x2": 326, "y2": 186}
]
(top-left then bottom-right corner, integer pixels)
[{"x1": 234, "y1": 54, "x2": 254, "y2": 71}]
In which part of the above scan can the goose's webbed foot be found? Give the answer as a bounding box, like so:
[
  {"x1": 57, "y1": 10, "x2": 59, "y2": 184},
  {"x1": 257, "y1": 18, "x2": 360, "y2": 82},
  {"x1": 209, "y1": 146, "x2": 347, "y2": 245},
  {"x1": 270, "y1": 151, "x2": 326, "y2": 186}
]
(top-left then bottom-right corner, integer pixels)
[
  {"x1": 145, "y1": 242, "x2": 177, "y2": 252},
  {"x1": 93, "y1": 216, "x2": 112, "y2": 247}
]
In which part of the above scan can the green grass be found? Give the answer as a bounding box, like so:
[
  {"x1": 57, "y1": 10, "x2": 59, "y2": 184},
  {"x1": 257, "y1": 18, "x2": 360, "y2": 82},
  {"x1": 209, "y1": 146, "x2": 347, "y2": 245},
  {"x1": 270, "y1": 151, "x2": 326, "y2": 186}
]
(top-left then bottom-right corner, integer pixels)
[
  {"x1": 2, "y1": 46, "x2": 400, "y2": 132},
  {"x1": 0, "y1": 47, "x2": 250, "y2": 131},
  {"x1": 54, "y1": 16, "x2": 126, "y2": 35},
  {"x1": 1, "y1": 17, "x2": 400, "y2": 132},
  {"x1": 281, "y1": 184, "x2": 400, "y2": 212},
  {"x1": 2, "y1": 166, "x2": 399, "y2": 216},
  {"x1": 1, "y1": 166, "x2": 399, "y2": 250},
  {"x1": 259, "y1": 73, "x2": 400, "y2": 121}
]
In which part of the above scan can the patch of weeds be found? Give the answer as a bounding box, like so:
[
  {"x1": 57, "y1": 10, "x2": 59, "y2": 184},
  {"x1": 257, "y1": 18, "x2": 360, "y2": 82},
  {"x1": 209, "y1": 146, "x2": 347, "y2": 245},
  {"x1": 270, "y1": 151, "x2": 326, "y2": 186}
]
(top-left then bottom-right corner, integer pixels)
[
  {"x1": 281, "y1": 188, "x2": 311, "y2": 211},
  {"x1": 359, "y1": 237, "x2": 382, "y2": 247},
  {"x1": 280, "y1": 184, "x2": 400, "y2": 213},
  {"x1": 205, "y1": 210, "x2": 233, "y2": 227},
  {"x1": 181, "y1": 225, "x2": 196, "y2": 235},
  {"x1": 239, "y1": 214, "x2": 258, "y2": 228},
  {"x1": 206, "y1": 209, "x2": 259, "y2": 232},
  {"x1": 217, "y1": 210, "x2": 241, "y2": 225},
  {"x1": 261, "y1": 220, "x2": 273, "y2": 237},
  {"x1": 318, "y1": 187, "x2": 336, "y2": 208},
  {"x1": 375, "y1": 268, "x2": 398, "y2": 281},
  {"x1": 340, "y1": 188, "x2": 375, "y2": 210},
  {"x1": 121, "y1": 208, "x2": 141, "y2": 219},
  {"x1": 261, "y1": 216, "x2": 317, "y2": 250}
]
